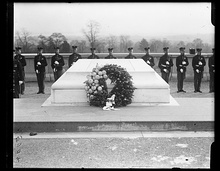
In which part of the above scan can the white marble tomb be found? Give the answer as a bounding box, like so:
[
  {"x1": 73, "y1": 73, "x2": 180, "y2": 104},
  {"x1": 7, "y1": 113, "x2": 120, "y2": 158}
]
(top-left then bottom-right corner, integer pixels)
[{"x1": 46, "y1": 59, "x2": 171, "y2": 106}]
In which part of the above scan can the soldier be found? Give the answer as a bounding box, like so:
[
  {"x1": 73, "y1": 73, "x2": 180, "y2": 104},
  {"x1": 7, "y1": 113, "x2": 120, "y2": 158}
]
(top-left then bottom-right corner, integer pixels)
[
  {"x1": 125, "y1": 47, "x2": 137, "y2": 59},
  {"x1": 51, "y1": 47, "x2": 65, "y2": 82},
  {"x1": 208, "y1": 48, "x2": 215, "y2": 93},
  {"x1": 87, "y1": 48, "x2": 99, "y2": 59},
  {"x1": 192, "y1": 48, "x2": 206, "y2": 93},
  {"x1": 13, "y1": 50, "x2": 23, "y2": 98},
  {"x1": 141, "y1": 47, "x2": 155, "y2": 67},
  {"x1": 14, "y1": 47, "x2": 26, "y2": 95},
  {"x1": 176, "y1": 47, "x2": 189, "y2": 93},
  {"x1": 105, "y1": 48, "x2": 117, "y2": 59},
  {"x1": 68, "y1": 46, "x2": 82, "y2": 68},
  {"x1": 34, "y1": 47, "x2": 48, "y2": 94},
  {"x1": 158, "y1": 47, "x2": 173, "y2": 83}
]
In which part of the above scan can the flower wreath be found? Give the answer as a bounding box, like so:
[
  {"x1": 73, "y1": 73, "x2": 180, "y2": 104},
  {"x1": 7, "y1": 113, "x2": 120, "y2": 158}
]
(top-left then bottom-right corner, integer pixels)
[{"x1": 84, "y1": 64, "x2": 135, "y2": 107}]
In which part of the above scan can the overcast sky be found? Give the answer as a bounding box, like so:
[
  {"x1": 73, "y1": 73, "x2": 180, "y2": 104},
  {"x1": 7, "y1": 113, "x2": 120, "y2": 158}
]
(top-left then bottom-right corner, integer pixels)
[{"x1": 14, "y1": 2, "x2": 214, "y2": 37}]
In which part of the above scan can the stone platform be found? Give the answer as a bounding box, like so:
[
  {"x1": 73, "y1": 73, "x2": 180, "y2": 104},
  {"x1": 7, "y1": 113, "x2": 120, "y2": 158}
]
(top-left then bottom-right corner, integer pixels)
[
  {"x1": 13, "y1": 98, "x2": 214, "y2": 133},
  {"x1": 48, "y1": 59, "x2": 171, "y2": 105}
]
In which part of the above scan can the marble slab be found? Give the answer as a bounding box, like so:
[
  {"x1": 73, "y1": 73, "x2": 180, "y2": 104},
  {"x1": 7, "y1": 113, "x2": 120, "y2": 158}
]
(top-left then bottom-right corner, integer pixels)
[{"x1": 48, "y1": 59, "x2": 171, "y2": 105}]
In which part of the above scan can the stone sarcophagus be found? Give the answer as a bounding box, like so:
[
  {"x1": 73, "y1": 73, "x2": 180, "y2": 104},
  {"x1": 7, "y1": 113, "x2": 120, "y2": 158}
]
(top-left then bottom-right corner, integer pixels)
[{"x1": 45, "y1": 59, "x2": 171, "y2": 106}]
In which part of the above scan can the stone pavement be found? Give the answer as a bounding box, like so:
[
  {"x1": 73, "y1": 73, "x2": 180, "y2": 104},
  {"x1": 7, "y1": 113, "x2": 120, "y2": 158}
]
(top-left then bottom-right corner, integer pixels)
[
  {"x1": 14, "y1": 131, "x2": 214, "y2": 139},
  {"x1": 12, "y1": 82, "x2": 215, "y2": 168},
  {"x1": 13, "y1": 134, "x2": 214, "y2": 168},
  {"x1": 14, "y1": 97, "x2": 214, "y2": 122}
]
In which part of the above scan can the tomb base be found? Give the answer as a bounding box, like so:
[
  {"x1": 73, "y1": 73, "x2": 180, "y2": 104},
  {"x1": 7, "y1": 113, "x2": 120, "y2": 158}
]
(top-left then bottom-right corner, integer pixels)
[{"x1": 46, "y1": 59, "x2": 173, "y2": 106}]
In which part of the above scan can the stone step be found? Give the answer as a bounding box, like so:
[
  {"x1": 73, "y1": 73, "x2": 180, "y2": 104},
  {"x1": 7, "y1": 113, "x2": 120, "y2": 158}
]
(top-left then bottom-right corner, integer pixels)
[
  {"x1": 51, "y1": 88, "x2": 170, "y2": 103},
  {"x1": 13, "y1": 121, "x2": 214, "y2": 133},
  {"x1": 13, "y1": 98, "x2": 214, "y2": 133}
]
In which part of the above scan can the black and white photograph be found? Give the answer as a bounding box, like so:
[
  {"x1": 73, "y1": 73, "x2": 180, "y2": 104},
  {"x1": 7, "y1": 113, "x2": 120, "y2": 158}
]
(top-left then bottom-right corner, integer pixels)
[{"x1": 11, "y1": 2, "x2": 214, "y2": 168}]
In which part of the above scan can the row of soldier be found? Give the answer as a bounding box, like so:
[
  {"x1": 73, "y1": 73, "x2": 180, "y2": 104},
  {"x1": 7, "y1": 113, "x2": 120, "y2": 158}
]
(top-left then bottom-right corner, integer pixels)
[{"x1": 13, "y1": 46, "x2": 214, "y2": 98}]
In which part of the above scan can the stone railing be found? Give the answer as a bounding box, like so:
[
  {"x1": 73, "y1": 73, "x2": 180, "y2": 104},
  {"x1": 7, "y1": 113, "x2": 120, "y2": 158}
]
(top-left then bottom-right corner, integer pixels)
[{"x1": 22, "y1": 53, "x2": 212, "y2": 82}]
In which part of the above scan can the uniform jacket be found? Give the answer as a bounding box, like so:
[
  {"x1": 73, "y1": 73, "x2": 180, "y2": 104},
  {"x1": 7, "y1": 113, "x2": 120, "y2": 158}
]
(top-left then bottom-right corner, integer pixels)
[
  {"x1": 208, "y1": 55, "x2": 215, "y2": 73},
  {"x1": 158, "y1": 54, "x2": 174, "y2": 73},
  {"x1": 192, "y1": 55, "x2": 206, "y2": 72},
  {"x1": 176, "y1": 55, "x2": 189, "y2": 72},
  {"x1": 87, "y1": 54, "x2": 99, "y2": 59},
  {"x1": 51, "y1": 54, "x2": 65, "y2": 71},
  {"x1": 68, "y1": 53, "x2": 82, "y2": 67},
  {"x1": 34, "y1": 54, "x2": 48, "y2": 73},
  {"x1": 105, "y1": 55, "x2": 117, "y2": 59},
  {"x1": 14, "y1": 54, "x2": 26, "y2": 70},
  {"x1": 125, "y1": 54, "x2": 137, "y2": 59},
  {"x1": 13, "y1": 58, "x2": 24, "y2": 84},
  {"x1": 142, "y1": 54, "x2": 155, "y2": 67}
]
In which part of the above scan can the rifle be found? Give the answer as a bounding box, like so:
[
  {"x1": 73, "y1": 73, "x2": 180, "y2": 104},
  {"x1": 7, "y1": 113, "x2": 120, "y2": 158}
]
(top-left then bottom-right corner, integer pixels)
[
  {"x1": 169, "y1": 66, "x2": 173, "y2": 81},
  {"x1": 168, "y1": 55, "x2": 173, "y2": 81}
]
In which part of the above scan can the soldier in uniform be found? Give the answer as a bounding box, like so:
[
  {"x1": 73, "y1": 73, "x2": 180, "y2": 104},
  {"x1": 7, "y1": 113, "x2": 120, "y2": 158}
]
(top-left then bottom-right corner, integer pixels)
[
  {"x1": 158, "y1": 47, "x2": 173, "y2": 83},
  {"x1": 87, "y1": 48, "x2": 99, "y2": 59},
  {"x1": 13, "y1": 50, "x2": 23, "y2": 98},
  {"x1": 34, "y1": 47, "x2": 48, "y2": 94},
  {"x1": 208, "y1": 48, "x2": 215, "y2": 93},
  {"x1": 68, "y1": 46, "x2": 82, "y2": 68},
  {"x1": 141, "y1": 47, "x2": 155, "y2": 67},
  {"x1": 192, "y1": 48, "x2": 206, "y2": 93},
  {"x1": 125, "y1": 47, "x2": 137, "y2": 59},
  {"x1": 51, "y1": 47, "x2": 65, "y2": 82},
  {"x1": 14, "y1": 47, "x2": 26, "y2": 94},
  {"x1": 176, "y1": 47, "x2": 189, "y2": 93},
  {"x1": 105, "y1": 48, "x2": 117, "y2": 59}
]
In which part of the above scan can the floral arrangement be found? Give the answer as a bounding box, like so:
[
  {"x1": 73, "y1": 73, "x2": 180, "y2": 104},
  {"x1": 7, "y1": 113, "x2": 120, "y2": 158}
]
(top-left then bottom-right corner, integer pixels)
[{"x1": 84, "y1": 64, "x2": 135, "y2": 107}]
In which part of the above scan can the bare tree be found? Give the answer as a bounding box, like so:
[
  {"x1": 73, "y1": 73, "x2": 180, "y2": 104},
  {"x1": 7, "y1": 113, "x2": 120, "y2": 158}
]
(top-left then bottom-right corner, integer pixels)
[
  {"x1": 70, "y1": 40, "x2": 79, "y2": 46},
  {"x1": 162, "y1": 38, "x2": 171, "y2": 48},
  {"x1": 82, "y1": 20, "x2": 100, "y2": 48},
  {"x1": 127, "y1": 40, "x2": 134, "y2": 49},
  {"x1": 119, "y1": 35, "x2": 132, "y2": 53},
  {"x1": 202, "y1": 43, "x2": 212, "y2": 53},
  {"x1": 133, "y1": 41, "x2": 140, "y2": 53},
  {"x1": 193, "y1": 38, "x2": 204, "y2": 49},
  {"x1": 176, "y1": 41, "x2": 185, "y2": 48},
  {"x1": 70, "y1": 40, "x2": 87, "y2": 53},
  {"x1": 149, "y1": 39, "x2": 163, "y2": 53},
  {"x1": 78, "y1": 40, "x2": 87, "y2": 53},
  {"x1": 48, "y1": 33, "x2": 67, "y2": 47},
  {"x1": 15, "y1": 28, "x2": 37, "y2": 52},
  {"x1": 38, "y1": 34, "x2": 49, "y2": 50},
  {"x1": 106, "y1": 35, "x2": 118, "y2": 49},
  {"x1": 139, "y1": 38, "x2": 149, "y2": 52},
  {"x1": 96, "y1": 38, "x2": 107, "y2": 53}
]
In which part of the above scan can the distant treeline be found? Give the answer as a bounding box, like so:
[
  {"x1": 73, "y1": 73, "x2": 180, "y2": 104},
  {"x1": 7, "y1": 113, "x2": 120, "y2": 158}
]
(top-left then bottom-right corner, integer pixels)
[{"x1": 14, "y1": 29, "x2": 213, "y2": 53}]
